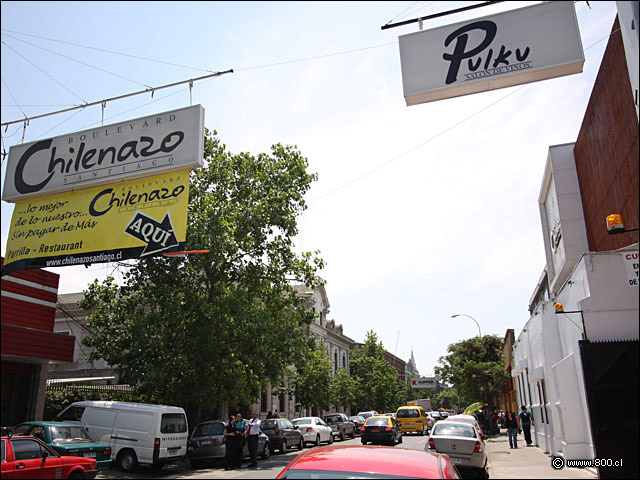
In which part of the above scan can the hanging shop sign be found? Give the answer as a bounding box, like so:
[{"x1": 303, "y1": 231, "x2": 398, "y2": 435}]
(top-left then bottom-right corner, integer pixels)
[
  {"x1": 398, "y1": 1, "x2": 584, "y2": 105},
  {"x1": 411, "y1": 377, "x2": 437, "y2": 389},
  {"x1": 623, "y1": 251, "x2": 639, "y2": 287},
  {"x1": 1, "y1": 170, "x2": 190, "y2": 276},
  {"x1": 2, "y1": 105, "x2": 204, "y2": 202}
]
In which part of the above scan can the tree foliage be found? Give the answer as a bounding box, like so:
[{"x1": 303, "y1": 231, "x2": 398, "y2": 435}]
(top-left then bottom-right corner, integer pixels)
[
  {"x1": 80, "y1": 130, "x2": 324, "y2": 425},
  {"x1": 350, "y1": 331, "x2": 404, "y2": 413},
  {"x1": 331, "y1": 366, "x2": 356, "y2": 411},
  {"x1": 289, "y1": 343, "x2": 334, "y2": 412},
  {"x1": 434, "y1": 335, "x2": 508, "y2": 407}
]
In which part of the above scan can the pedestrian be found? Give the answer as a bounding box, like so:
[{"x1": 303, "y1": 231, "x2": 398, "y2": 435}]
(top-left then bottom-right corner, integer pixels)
[
  {"x1": 518, "y1": 405, "x2": 534, "y2": 446},
  {"x1": 266, "y1": 411, "x2": 274, "y2": 419},
  {"x1": 223, "y1": 416, "x2": 237, "y2": 470},
  {"x1": 246, "y1": 411, "x2": 261, "y2": 469},
  {"x1": 273, "y1": 409, "x2": 280, "y2": 418},
  {"x1": 234, "y1": 413, "x2": 246, "y2": 468},
  {"x1": 505, "y1": 411, "x2": 519, "y2": 448},
  {"x1": 498, "y1": 410, "x2": 505, "y2": 429}
]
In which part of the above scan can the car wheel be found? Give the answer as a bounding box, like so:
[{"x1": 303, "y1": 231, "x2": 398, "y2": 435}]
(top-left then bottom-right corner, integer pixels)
[
  {"x1": 340, "y1": 431, "x2": 345, "y2": 442},
  {"x1": 350, "y1": 429, "x2": 356, "y2": 439},
  {"x1": 280, "y1": 439, "x2": 287, "y2": 454},
  {"x1": 262, "y1": 442, "x2": 271, "y2": 460},
  {"x1": 67, "y1": 472, "x2": 85, "y2": 480},
  {"x1": 298, "y1": 437, "x2": 304, "y2": 450},
  {"x1": 118, "y1": 449, "x2": 138, "y2": 472},
  {"x1": 315, "y1": 435, "x2": 321, "y2": 447},
  {"x1": 361, "y1": 439, "x2": 367, "y2": 445},
  {"x1": 328, "y1": 433, "x2": 334, "y2": 445}
]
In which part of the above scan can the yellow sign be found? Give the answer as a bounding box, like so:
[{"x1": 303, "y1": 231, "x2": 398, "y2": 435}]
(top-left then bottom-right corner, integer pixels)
[{"x1": 2, "y1": 170, "x2": 190, "y2": 276}]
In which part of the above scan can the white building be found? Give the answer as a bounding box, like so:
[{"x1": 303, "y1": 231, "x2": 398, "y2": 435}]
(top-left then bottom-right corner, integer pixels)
[{"x1": 512, "y1": 144, "x2": 639, "y2": 460}]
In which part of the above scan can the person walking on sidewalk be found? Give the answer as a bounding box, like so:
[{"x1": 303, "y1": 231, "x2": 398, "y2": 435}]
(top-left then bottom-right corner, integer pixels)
[
  {"x1": 518, "y1": 405, "x2": 534, "y2": 446},
  {"x1": 224, "y1": 416, "x2": 238, "y2": 470},
  {"x1": 245, "y1": 411, "x2": 261, "y2": 469},
  {"x1": 505, "y1": 411, "x2": 519, "y2": 448}
]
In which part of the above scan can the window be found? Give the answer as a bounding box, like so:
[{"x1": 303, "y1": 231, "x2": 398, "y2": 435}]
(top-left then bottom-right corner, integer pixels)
[
  {"x1": 50, "y1": 426, "x2": 91, "y2": 443},
  {"x1": 194, "y1": 422, "x2": 225, "y2": 437},
  {"x1": 261, "y1": 420, "x2": 277, "y2": 430},
  {"x1": 57, "y1": 406, "x2": 85, "y2": 422},
  {"x1": 292, "y1": 419, "x2": 312, "y2": 425},
  {"x1": 397, "y1": 409, "x2": 419, "y2": 418},
  {"x1": 11, "y1": 424, "x2": 31, "y2": 435},
  {"x1": 432, "y1": 423, "x2": 476, "y2": 438},
  {"x1": 30, "y1": 426, "x2": 46, "y2": 442},
  {"x1": 160, "y1": 414, "x2": 187, "y2": 434},
  {"x1": 11, "y1": 438, "x2": 46, "y2": 460}
]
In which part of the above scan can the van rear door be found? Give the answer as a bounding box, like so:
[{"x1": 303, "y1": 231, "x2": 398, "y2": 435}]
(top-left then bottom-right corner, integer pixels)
[{"x1": 159, "y1": 413, "x2": 188, "y2": 459}]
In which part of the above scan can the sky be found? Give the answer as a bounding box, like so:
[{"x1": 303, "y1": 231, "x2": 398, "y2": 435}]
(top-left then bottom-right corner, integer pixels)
[{"x1": 1, "y1": 1, "x2": 620, "y2": 378}]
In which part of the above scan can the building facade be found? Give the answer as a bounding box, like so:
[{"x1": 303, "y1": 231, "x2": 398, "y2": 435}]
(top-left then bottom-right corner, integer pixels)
[
  {"x1": 511, "y1": 15, "x2": 639, "y2": 465},
  {"x1": 1, "y1": 258, "x2": 74, "y2": 426}
]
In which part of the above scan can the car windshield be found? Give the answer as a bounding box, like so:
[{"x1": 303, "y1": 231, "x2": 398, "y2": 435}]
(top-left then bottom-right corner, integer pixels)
[
  {"x1": 397, "y1": 409, "x2": 419, "y2": 418},
  {"x1": 193, "y1": 423, "x2": 224, "y2": 437},
  {"x1": 11, "y1": 425, "x2": 31, "y2": 435},
  {"x1": 50, "y1": 426, "x2": 91, "y2": 443},
  {"x1": 365, "y1": 418, "x2": 389, "y2": 426},
  {"x1": 160, "y1": 414, "x2": 187, "y2": 434},
  {"x1": 432, "y1": 423, "x2": 476, "y2": 438},
  {"x1": 261, "y1": 420, "x2": 278, "y2": 430},
  {"x1": 292, "y1": 419, "x2": 312, "y2": 425}
]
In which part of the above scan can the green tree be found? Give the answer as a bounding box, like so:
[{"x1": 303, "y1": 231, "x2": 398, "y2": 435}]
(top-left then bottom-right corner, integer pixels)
[
  {"x1": 81, "y1": 129, "x2": 324, "y2": 426},
  {"x1": 435, "y1": 335, "x2": 508, "y2": 408},
  {"x1": 350, "y1": 331, "x2": 402, "y2": 413},
  {"x1": 331, "y1": 367, "x2": 355, "y2": 411},
  {"x1": 289, "y1": 343, "x2": 333, "y2": 412}
]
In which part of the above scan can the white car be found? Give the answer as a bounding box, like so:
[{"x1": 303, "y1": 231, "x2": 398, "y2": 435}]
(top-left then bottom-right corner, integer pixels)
[
  {"x1": 291, "y1": 417, "x2": 333, "y2": 447},
  {"x1": 426, "y1": 420, "x2": 488, "y2": 478}
]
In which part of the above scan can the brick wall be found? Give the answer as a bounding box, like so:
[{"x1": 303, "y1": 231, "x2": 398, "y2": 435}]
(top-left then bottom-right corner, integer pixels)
[{"x1": 574, "y1": 17, "x2": 639, "y2": 252}]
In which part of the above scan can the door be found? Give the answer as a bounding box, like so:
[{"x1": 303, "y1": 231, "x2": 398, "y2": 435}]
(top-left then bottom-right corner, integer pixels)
[
  {"x1": 315, "y1": 418, "x2": 330, "y2": 441},
  {"x1": 282, "y1": 420, "x2": 297, "y2": 446},
  {"x1": 9, "y1": 438, "x2": 64, "y2": 480}
]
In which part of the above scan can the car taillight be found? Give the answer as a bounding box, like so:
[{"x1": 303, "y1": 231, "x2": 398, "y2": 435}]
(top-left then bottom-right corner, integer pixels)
[
  {"x1": 361, "y1": 426, "x2": 365, "y2": 432},
  {"x1": 306, "y1": 427, "x2": 313, "y2": 432},
  {"x1": 428, "y1": 438, "x2": 436, "y2": 450},
  {"x1": 154, "y1": 437, "x2": 161, "y2": 449},
  {"x1": 105, "y1": 447, "x2": 111, "y2": 457},
  {"x1": 275, "y1": 427, "x2": 280, "y2": 436},
  {"x1": 385, "y1": 426, "x2": 393, "y2": 431},
  {"x1": 187, "y1": 437, "x2": 192, "y2": 447},
  {"x1": 474, "y1": 441, "x2": 482, "y2": 453}
]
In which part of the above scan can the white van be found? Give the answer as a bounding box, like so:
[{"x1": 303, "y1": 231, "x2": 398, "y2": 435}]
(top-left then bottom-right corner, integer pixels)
[{"x1": 56, "y1": 401, "x2": 188, "y2": 472}]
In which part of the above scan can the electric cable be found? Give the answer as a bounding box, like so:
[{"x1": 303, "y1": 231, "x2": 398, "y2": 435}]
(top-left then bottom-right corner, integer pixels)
[
  {"x1": 386, "y1": 1, "x2": 422, "y2": 25},
  {"x1": 1, "y1": 75, "x2": 27, "y2": 118},
  {"x1": 395, "y1": 1, "x2": 438, "y2": 23},
  {"x1": 2, "y1": 40, "x2": 87, "y2": 104},
  {"x1": 34, "y1": 107, "x2": 86, "y2": 140}
]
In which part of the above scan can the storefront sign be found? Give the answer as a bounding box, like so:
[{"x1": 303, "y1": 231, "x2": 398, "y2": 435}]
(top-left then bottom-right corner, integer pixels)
[
  {"x1": 411, "y1": 377, "x2": 437, "y2": 389},
  {"x1": 398, "y1": 1, "x2": 584, "y2": 105},
  {"x1": 2, "y1": 105, "x2": 204, "y2": 202},
  {"x1": 623, "y1": 251, "x2": 639, "y2": 287},
  {"x1": 1, "y1": 170, "x2": 190, "y2": 276}
]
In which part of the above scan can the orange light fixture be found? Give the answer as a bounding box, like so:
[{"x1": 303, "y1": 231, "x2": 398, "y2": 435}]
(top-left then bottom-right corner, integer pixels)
[
  {"x1": 554, "y1": 303, "x2": 564, "y2": 313},
  {"x1": 606, "y1": 214, "x2": 625, "y2": 234}
]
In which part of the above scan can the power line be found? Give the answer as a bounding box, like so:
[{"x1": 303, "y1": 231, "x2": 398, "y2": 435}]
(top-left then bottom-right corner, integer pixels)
[
  {"x1": 1, "y1": 28, "x2": 216, "y2": 73},
  {"x1": 386, "y1": 1, "x2": 422, "y2": 25},
  {"x1": 2, "y1": 39, "x2": 88, "y2": 104},
  {"x1": 1, "y1": 75, "x2": 27, "y2": 118}
]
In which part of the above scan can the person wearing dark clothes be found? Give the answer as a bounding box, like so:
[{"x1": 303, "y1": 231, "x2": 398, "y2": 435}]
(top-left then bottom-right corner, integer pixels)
[
  {"x1": 518, "y1": 406, "x2": 534, "y2": 446},
  {"x1": 224, "y1": 417, "x2": 237, "y2": 470},
  {"x1": 245, "y1": 411, "x2": 261, "y2": 469},
  {"x1": 505, "y1": 411, "x2": 519, "y2": 448}
]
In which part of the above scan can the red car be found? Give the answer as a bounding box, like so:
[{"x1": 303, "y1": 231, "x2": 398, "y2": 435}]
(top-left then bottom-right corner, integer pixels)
[
  {"x1": 276, "y1": 445, "x2": 461, "y2": 479},
  {"x1": 1, "y1": 435, "x2": 98, "y2": 479}
]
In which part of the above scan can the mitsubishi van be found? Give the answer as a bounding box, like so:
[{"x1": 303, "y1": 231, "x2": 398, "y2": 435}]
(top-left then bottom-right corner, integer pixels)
[{"x1": 56, "y1": 401, "x2": 188, "y2": 472}]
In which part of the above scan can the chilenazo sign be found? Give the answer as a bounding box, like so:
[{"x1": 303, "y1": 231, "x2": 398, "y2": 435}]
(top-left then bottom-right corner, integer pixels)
[
  {"x1": 2, "y1": 104, "x2": 204, "y2": 202},
  {"x1": 398, "y1": 1, "x2": 584, "y2": 106}
]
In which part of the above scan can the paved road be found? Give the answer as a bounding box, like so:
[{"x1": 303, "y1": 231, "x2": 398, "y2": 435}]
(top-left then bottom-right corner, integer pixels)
[{"x1": 96, "y1": 433, "x2": 431, "y2": 479}]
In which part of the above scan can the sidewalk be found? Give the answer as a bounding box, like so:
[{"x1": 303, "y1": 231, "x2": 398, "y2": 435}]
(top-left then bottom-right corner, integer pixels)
[{"x1": 485, "y1": 431, "x2": 597, "y2": 479}]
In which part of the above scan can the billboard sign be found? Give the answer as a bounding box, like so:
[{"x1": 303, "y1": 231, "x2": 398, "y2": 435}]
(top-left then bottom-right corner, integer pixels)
[
  {"x1": 2, "y1": 105, "x2": 204, "y2": 202},
  {"x1": 411, "y1": 377, "x2": 437, "y2": 389},
  {"x1": 398, "y1": 1, "x2": 584, "y2": 105},
  {"x1": 1, "y1": 170, "x2": 190, "y2": 276}
]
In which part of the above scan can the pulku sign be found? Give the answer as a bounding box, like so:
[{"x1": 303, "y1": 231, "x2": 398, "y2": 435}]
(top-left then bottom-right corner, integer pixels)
[
  {"x1": 2, "y1": 104, "x2": 205, "y2": 202},
  {"x1": 398, "y1": 1, "x2": 584, "y2": 105}
]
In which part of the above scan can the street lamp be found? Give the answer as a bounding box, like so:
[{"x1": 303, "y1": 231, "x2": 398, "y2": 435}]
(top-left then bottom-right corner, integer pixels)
[{"x1": 451, "y1": 314, "x2": 482, "y2": 337}]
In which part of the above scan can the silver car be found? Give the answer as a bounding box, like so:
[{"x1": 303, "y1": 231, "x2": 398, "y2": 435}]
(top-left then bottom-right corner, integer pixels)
[
  {"x1": 425, "y1": 420, "x2": 488, "y2": 478},
  {"x1": 187, "y1": 420, "x2": 271, "y2": 468}
]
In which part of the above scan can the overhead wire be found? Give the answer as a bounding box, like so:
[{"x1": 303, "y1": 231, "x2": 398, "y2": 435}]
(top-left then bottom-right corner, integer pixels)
[
  {"x1": 386, "y1": 1, "x2": 422, "y2": 25},
  {"x1": 2, "y1": 32, "x2": 153, "y2": 89},
  {"x1": 1, "y1": 75, "x2": 27, "y2": 118},
  {"x1": 2, "y1": 40, "x2": 88, "y2": 104}
]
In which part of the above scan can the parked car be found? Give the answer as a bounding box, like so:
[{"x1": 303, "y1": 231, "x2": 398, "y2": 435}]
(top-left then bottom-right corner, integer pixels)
[
  {"x1": 382, "y1": 412, "x2": 396, "y2": 420},
  {"x1": 1, "y1": 435, "x2": 98, "y2": 479},
  {"x1": 12, "y1": 421, "x2": 112, "y2": 470},
  {"x1": 187, "y1": 420, "x2": 271, "y2": 467},
  {"x1": 426, "y1": 412, "x2": 438, "y2": 430},
  {"x1": 447, "y1": 415, "x2": 486, "y2": 439},
  {"x1": 260, "y1": 418, "x2": 305, "y2": 453},
  {"x1": 322, "y1": 413, "x2": 356, "y2": 441},
  {"x1": 396, "y1": 406, "x2": 428, "y2": 435},
  {"x1": 360, "y1": 415, "x2": 402, "y2": 446},
  {"x1": 348, "y1": 415, "x2": 366, "y2": 435},
  {"x1": 426, "y1": 420, "x2": 488, "y2": 478},
  {"x1": 275, "y1": 445, "x2": 461, "y2": 479},
  {"x1": 429, "y1": 411, "x2": 443, "y2": 423},
  {"x1": 56, "y1": 401, "x2": 188, "y2": 472},
  {"x1": 356, "y1": 411, "x2": 379, "y2": 422},
  {"x1": 439, "y1": 410, "x2": 450, "y2": 419},
  {"x1": 291, "y1": 417, "x2": 333, "y2": 447}
]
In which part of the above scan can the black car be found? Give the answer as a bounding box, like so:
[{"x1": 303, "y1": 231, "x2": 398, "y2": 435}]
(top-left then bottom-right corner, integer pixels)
[
  {"x1": 361, "y1": 415, "x2": 403, "y2": 446},
  {"x1": 259, "y1": 418, "x2": 304, "y2": 454}
]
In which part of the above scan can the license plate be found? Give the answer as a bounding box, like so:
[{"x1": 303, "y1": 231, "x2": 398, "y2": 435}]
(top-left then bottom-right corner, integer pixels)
[
  {"x1": 451, "y1": 458, "x2": 466, "y2": 464},
  {"x1": 168, "y1": 448, "x2": 180, "y2": 455},
  {"x1": 84, "y1": 452, "x2": 96, "y2": 458},
  {"x1": 199, "y1": 440, "x2": 212, "y2": 445},
  {"x1": 370, "y1": 428, "x2": 379, "y2": 432}
]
